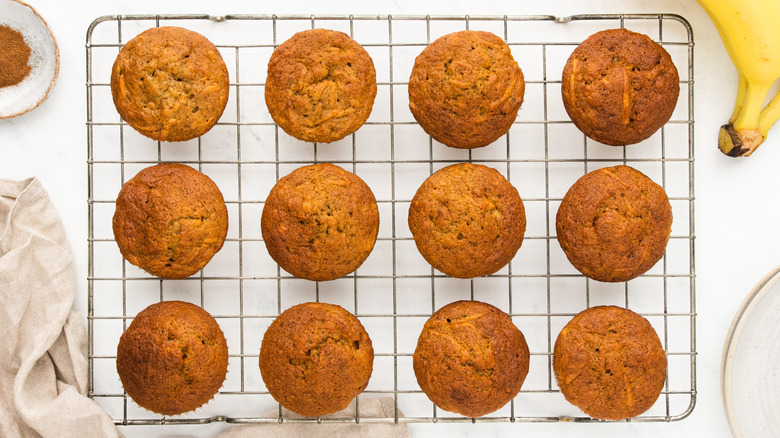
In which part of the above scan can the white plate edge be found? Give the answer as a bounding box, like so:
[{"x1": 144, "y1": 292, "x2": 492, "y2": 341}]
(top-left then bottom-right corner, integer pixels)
[{"x1": 721, "y1": 264, "x2": 780, "y2": 438}]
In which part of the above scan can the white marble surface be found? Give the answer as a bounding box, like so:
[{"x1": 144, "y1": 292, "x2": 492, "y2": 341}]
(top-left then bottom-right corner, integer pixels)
[{"x1": 2, "y1": 0, "x2": 778, "y2": 436}]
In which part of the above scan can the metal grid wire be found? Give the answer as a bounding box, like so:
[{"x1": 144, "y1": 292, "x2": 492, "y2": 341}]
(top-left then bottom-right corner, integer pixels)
[{"x1": 86, "y1": 13, "x2": 696, "y2": 426}]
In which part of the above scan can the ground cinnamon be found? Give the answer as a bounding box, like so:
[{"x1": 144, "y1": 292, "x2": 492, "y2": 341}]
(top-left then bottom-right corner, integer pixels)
[{"x1": 0, "y1": 25, "x2": 31, "y2": 88}]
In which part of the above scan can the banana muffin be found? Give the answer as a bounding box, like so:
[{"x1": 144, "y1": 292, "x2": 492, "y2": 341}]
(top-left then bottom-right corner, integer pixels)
[
  {"x1": 553, "y1": 305, "x2": 667, "y2": 420},
  {"x1": 113, "y1": 163, "x2": 229, "y2": 279},
  {"x1": 264, "y1": 28, "x2": 377, "y2": 143},
  {"x1": 561, "y1": 28, "x2": 680, "y2": 146},
  {"x1": 408, "y1": 30, "x2": 525, "y2": 149},
  {"x1": 261, "y1": 163, "x2": 379, "y2": 281},
  {"x1": 259, "y1": 302, "x2": 374, "y2": 417},
  {"x1": 555, "y1": 165, "x2": 672, "y2": 282},
  {"x1": 413, "y1": 300, "x2": 530, "y2": 417},
  {"x1": 116, "y1": 301, "x2": 229, "y2": 416},
  {"x1": 110, "y1": 26, "x2": 230, "y2": 142},
  {"x1": 408, "y1": 163, "x2": 526, "y2": 278}
]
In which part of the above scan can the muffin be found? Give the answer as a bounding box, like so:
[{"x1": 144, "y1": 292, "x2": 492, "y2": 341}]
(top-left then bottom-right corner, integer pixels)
[
  {"x1": 113, "y1": 163, "x2": 229, "y2": 279},
  {"x1": 261, "y1": 163, "x2": 379, "y2": 281},
  {"x1": 110, "y1": 26, "x2": 230, "y2": 142},
  {"x1": 259, "y1": 302, "x2": 374, "y2": 417},
  {"x1": 408, "y1": 30, "x2": 525, "y2": 149},
  {"x1": 413, "y1": 300, "x2": 530, "y2": 417},
  {"x1": 264, "y1": 28, "x2": 377, "y2": 143},
  {"x1": 556, "y1": 165, "x2": 672, "y2": 282},
  {"x1": 561, "y1": 28, "x2": 680, "y2": 146},
  {"x1": 553, "y1": 305, "x2": 667, "y2": 420},
  {"x1": 408, "y1": 163, "x2": 525, "y2": 278},
  {"x1": 116, "y1": 301, "x2": 229, "y2": 416}
]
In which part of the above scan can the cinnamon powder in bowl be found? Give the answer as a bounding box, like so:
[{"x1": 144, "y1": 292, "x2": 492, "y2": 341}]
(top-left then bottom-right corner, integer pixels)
[
  {"x1": 0, "y1": 25, "x2": 31, "y2": 88},
  {"x1": 0, "y1": 0, "x2": 58, "y2": 119}
]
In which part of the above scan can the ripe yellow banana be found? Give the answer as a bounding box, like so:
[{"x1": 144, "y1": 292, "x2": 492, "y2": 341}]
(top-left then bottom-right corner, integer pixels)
[{"x1": 696, "y1": 0, "x2": 780, "y2": 157}]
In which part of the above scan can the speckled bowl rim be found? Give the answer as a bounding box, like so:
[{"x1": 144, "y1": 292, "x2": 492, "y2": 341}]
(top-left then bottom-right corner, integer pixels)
[
  {"x1": 0, "y1": 0, "x2": 59, "y2": 119},
  {"x1": 722, "y1": 264, "x2": 780, "y2": 437}
]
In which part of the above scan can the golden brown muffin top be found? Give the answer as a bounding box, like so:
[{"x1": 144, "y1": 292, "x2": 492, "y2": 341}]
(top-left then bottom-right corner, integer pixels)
[
  {"x1": 264, "y1": 28, "x2": 377, "y2": 143},
  {"x1": 561, "y1": 28, "x2": 679, "y2": 146},
  {"x1": 413, "y1": 300, "x2": 530, "y2": 417},
  {"x1": 113, "y1": 163, "x2": 229, "y2": 279},
  {"x1": 261, "y1": 163, "x2": 379, "y2": 281},
  {"x1": 116, "y1": 300, "x2": 229, "y2": 416},
  {"x1": 259, "y1": 302, "x2": 374, "y2": 417},
  {"x1": 553, "y1": 305, "x2": 667, "y2": 420},
  {"x1": 408, "y1": 163, "x2": 526, "y2": 278},
  {"x1": 408, "y1": 30, "x2": 525, "y2": 149},
  {"x1": 110, "y1": 26, "x2": 230, "y2": 142},
  {"x1": 555, "y1": 165, "x2": 672, "y2": 282}
]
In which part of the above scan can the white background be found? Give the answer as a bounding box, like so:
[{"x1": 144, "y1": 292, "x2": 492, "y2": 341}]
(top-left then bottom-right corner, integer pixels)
[{"x1": 2, "y1": 0, "x2": 777, "y2": 437}]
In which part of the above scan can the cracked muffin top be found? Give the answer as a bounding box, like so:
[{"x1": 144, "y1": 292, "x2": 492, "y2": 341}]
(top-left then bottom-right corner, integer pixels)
[
  {"x1": 112, "y1": 163, "x2": 229, "y2": 279},
  {"x1": 116, "y1": 300, "x2": 228, "y2": 416},
  {"x1": 259, "y1": 302, "x2": 374, "y2": 417},
  {"x1": 261, "y1": 163, "x2": 379, "y2": 281},
  {"x1": 553, "y1": 305, "x2": 667, "y2": 420},
  {"x1": 561, "y1": 28, "x2": 679, "y2": 146},
  {"x1": 110, "y1": 26, "x2": 230, "y2": 142},
  {"x1": 408, "y1": 30, "x2": 525, "y2": 149},
  {"x1": 555, "y1": 165, "x2": 672, "y2": 283},
  {"x1": 413, "y1": 300, "x2": 530, "y2": 417},
  {"x1": 264, "y1": 28, "x2": 377, "y2": 143},
  {"x1": 408, "y1": 163, "x2": 526, "y2": 279}
]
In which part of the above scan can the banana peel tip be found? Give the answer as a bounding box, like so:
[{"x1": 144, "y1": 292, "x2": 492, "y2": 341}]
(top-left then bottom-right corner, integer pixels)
[{"x1": 719, "y1": 124, "x2": 763, "y2": 157}]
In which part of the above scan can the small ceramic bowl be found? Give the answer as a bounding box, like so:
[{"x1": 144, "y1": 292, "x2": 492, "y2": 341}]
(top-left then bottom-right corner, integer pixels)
[{"x1": 0, "y1": 0, "x2": 59, "y2": 119}]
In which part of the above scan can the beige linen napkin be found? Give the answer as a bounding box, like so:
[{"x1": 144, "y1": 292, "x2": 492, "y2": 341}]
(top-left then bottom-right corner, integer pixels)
[
  {"x1": 0, "y1": 178, "x2": 119, "y2": 437},
  {"x1": 218, "y1": 398, "x2": 410, "y2": 438}
]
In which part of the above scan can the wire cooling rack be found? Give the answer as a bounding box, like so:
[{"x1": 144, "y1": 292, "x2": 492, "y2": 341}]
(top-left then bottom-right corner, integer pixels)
[{"x1": 86, "y1": 13, "x2": 695, "y2": 426}]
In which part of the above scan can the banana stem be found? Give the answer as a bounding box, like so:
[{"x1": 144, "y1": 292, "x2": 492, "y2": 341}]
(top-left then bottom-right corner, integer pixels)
[
  {"x1": 759, "y1": 86, "x2": 780, "y2": 137},
  {"x1": 730, "y1": 73, "x2": 748, "y2": 124},
  {"x1": 720, "y1": 81, "x2": 773, "y2": 157},
  {"x1": 734, "y1": 80, "x2": 773, "y2": 131}
]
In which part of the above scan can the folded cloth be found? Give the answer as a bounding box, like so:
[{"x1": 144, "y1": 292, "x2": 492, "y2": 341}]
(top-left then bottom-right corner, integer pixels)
[
  {"x1": 218, "y1": 397, "x2": 410, "y2": 438},
  {"x1": 0, "y1": 178, "x2": 119, "y2": 437}
]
